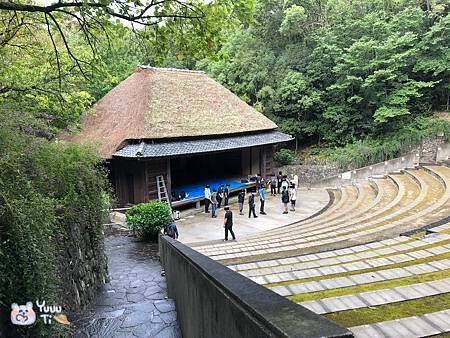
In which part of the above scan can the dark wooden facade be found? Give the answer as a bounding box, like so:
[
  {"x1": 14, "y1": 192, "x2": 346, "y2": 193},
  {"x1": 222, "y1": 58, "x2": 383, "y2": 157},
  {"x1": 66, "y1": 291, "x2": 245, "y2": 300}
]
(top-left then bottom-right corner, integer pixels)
[{"x1": 112, "y1": 145, "x2": 275, "y2": 207}]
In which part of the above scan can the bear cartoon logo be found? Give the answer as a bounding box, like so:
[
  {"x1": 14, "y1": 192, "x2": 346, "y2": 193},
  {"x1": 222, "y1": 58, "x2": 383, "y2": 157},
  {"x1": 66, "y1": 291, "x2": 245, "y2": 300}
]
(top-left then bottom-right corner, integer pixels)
[{"x1": 11, "y1": 302, "x2": 36, "y2": 326}]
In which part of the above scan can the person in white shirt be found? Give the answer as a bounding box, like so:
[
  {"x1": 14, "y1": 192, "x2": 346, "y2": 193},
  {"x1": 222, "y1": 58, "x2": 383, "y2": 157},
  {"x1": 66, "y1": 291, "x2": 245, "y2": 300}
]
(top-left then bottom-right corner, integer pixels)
[
  {"x1": 281, "y1": 176, "x2": 289, "y2": 191},
  {"x1": 204, "y1": 184, "x2": 211, "y2": 213},
  {"x1": 293, "y1": 174, "x2": 299, "y2": 190},
  {"x1": 290, "y1": 184, "x2": 297, "y2": 211}
]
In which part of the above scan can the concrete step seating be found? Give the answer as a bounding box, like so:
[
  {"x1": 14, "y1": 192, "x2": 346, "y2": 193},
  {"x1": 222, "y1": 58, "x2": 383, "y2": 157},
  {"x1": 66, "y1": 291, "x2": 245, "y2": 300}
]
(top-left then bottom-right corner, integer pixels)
[
  {"x1": 236, "y1": 234, "x2": 450, "y2": 284},
  {"x1": 191, "y1": 165, "x2": 450, "y2": 337},
  {"x1": 194, "y1": 166, "x2": 450, "y2": 263},
  {"x1": 300, "y1": 277, "x2": 450, "y2": 314},
  {"x1": 350, "y1": 309, "x2": 450, "y2": 337}
]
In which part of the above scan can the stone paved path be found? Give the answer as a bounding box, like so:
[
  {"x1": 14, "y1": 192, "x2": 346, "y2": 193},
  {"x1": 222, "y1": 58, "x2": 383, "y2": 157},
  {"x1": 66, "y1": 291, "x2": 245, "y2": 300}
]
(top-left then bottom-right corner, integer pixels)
[{"x1": 69, "y1": 235, "x2": 181, "y2": 338}]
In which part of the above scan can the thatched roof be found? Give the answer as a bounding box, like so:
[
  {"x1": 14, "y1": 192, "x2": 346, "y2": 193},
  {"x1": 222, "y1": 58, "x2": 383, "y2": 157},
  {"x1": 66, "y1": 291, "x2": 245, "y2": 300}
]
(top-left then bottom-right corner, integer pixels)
[{"x1": 64, "y1": 66, "x2": 278, "y2": 158}]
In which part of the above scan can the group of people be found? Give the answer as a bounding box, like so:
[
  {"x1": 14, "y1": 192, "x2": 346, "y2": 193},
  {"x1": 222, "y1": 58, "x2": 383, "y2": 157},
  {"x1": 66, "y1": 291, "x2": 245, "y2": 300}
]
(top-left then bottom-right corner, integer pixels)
[
  {"x1": 204, "y1": 183, "x2": 230, "y2": 218},
  {"x1": 245, "y1": 171, "x2": 298, "y2": 216},
  {"x1": 201, "y1": 172, "x2": 299, "y2": 241}
]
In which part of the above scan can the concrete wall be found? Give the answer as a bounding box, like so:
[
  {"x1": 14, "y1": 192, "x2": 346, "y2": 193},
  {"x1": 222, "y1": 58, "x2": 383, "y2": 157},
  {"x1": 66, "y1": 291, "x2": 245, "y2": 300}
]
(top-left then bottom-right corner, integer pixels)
[
  {"x1": 160, "y1": 236, "x2": 353, "y2": 338},
  {"x1": 436, "y1": 142, "x2": 450, "y2": 162},
  {"x1": 311, "y1": 152, "x2": 420, "y2": 189}
]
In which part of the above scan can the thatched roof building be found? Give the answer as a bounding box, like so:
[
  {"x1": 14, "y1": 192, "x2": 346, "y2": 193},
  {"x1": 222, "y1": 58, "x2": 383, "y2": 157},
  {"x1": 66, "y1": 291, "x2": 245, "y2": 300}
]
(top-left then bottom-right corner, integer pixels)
[
  {"x1": 66, "y1": 66, "x2": 292, "y2": 207},
  {"x1": 68, "y1": 66, "x2": 280, "y2": 158}
]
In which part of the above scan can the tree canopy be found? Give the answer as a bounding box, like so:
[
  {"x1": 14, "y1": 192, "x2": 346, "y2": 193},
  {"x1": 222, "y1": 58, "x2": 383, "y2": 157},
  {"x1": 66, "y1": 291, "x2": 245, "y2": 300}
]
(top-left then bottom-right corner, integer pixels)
[{"x1": 206, "y1": 0, "x2": 450, "y2": 146}]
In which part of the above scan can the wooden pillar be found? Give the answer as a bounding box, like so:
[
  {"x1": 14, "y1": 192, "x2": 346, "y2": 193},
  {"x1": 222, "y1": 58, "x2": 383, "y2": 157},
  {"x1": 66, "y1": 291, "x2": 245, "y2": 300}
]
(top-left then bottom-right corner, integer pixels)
[
  {"x1": 166, "y1": 158, "x2": 172, "y2": 202},
  {"x1": 144, "y1": 161, "x2": 149, "y2": 202},
  {"x1": 261, "y1": 147, "x2": 267, "y2": 177}
]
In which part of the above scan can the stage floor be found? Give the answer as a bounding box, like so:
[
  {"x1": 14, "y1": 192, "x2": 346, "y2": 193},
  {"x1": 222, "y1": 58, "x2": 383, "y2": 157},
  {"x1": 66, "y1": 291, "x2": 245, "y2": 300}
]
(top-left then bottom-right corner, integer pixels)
[
  {"x1": 172, "y1": 178, "x2": 249, "y2": 201},
  {"x1": 174, "y1": 189, "x2": 331, "y2": 244}
]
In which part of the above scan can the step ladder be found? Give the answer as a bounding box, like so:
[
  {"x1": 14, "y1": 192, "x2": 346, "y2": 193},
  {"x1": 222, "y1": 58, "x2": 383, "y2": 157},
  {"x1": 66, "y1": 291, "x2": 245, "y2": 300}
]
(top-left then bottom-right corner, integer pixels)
[
  {"x1": 156, "y1": 175, "x2": 170, "y2": 204},
  {"x1": 156, "y1": 175, "x2": 180, "y2": 222}
]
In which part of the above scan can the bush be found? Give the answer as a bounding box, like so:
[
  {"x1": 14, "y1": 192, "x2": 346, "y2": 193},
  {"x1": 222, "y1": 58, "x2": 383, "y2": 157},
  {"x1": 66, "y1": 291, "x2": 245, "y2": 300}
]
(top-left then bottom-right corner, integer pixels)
[
  {"x1": 274, "y1": 148, "x2": 295, "y2": 165},
  {"x1": 0, "y1": 112, "x2": 109, "y2": 336},
  {"x1": 126, "y1": 201, "x2": 172, "y2": 240},
  {"x1": 309, "y1": 117, "x2": 450, "y2": 169}
]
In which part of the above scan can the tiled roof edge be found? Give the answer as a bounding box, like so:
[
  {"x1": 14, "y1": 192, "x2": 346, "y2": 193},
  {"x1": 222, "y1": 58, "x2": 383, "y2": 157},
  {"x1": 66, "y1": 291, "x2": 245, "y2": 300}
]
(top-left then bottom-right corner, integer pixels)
[{"x1": 137, "y1": 65, "x2": 206, "y2": 74}]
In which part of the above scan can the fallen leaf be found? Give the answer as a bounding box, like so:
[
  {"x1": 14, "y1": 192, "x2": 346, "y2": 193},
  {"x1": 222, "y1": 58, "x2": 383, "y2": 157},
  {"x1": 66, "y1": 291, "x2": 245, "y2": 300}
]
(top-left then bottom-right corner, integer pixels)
[{"x1": 54, "y1": 314, "x2": 70, "y2": 325}]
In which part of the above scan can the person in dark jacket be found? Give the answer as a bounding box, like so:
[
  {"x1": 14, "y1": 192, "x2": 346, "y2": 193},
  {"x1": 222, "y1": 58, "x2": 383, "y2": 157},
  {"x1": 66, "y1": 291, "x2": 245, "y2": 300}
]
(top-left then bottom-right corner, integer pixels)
[
  {"x1": 256, "y1": 173, "x2": 262, "y2": 190},
  {"x1": 281, "y1": 186, "x2": 290, "y2": 214},
  {"x1": 270, "y1": 174, "x2": 277, "y2": 196},
  {"x1": 238, "y1": 190, "x2": 245, "y2": 215},
  {"x1": 248, "y1": 192, "x2": 257, "y2": 218},
  {"x1": 217, "y1": 184, "x2": 224, "y2": 208},
  {"x1": 223, "y1": 206, "x2": 236, "y2": 241},
  {"x1": 277, "y1": 171, "x2": 283, "y2": 194},
  {"x1": 164, "y1": 222, "x2": 179, "y2": 239},
  {"x1": 224, "y1": 183, "x2": 230, "y2": 206}
]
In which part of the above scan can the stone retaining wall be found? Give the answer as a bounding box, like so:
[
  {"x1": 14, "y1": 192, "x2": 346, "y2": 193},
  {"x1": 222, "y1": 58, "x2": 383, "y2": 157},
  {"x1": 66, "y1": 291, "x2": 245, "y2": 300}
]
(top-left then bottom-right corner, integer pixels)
[
  {"x1": 58, "y1": 222, "x2": 108, "y2": 312},
  {"x1": 279, "y1": 138, "x2": 449, "y2": 189},
  {"x1": 159, "y1": 235, "x2": 353, "y2": 338},
  {"x1": 310, "y1": 152, "x2": 420, "y2": 188}
]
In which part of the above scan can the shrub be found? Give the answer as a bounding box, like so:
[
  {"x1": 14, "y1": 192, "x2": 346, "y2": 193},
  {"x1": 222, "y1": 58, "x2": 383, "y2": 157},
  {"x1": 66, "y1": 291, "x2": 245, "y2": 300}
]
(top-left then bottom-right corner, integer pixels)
[
  {"x1": 274, "y1": 148, "x2": 295, "y2": 165},
  {"x1": 309, "y1": 117, "x2": 450, "y2": 169},
  {"x1": 0, "y1": 113, "x2": 109, "y2": 336},
  {"x1": 126, "y1": 201, "x2": 172, "y2": 240}
]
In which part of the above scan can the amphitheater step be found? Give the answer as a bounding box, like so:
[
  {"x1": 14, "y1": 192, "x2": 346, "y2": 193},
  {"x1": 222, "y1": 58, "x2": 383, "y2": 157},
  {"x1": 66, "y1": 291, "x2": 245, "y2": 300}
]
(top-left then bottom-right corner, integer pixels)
[
  {"x1": 187, "y1": 165, "x2": 450, "y2": 338},
  {"x1": 430, "y1": 222, "x2": 450, "y2": 233},
  {"x1": 300, "y1": 277, "x2": 450, "y2": 314},
  {"x1": 350, "y1": 309, "x2": 450, "y2": 337},
  {"x1": 246, "y1": 241, "x2": 450, "y2": 285},
  {"x1": 269, "y1": 258, "x2": 450, "y2": 297}
]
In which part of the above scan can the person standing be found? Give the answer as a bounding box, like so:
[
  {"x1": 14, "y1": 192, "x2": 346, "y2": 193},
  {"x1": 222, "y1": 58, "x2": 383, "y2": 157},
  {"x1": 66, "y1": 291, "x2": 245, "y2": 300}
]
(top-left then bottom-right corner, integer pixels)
[
  {"x1": 256, "y1": 174, "x2": 262, "y2": 191},
  {"x1": 281, "y1": 186, "x2": 290, "y2": 214},
  {"x1": 238, "y1": 190, "x2": 245, "y2": 215},
  {"x1": 281, "y1": 176, "x2": 289, "y2": 191},
  {"x1": 224, "y1": 183, "x2": 230, "y2": 206},
  {"x1": 248, "y1": 192, "x2": 258, "y2": 218},
  {"x1": 270, "y1": 174, "x2": 277, "y2": 196},
  {"x1": 204, "y1": 184, "x2": 211, "y2": 213},
  {"x1": 290, "y1": 184, "x2": 297, "y2": 211},
  {"x1": 211, "y1": 189, "x2": 218, "y2": 218},
  {"x1": 277, "y1": 171, "x2": 283, "y2": 194},
  {"x1": 217, "y1": 184, "x2": 224, "y2": 208},
  {"x1": 293, "y1": 174, "x2": 299, "y2": 190},
  {"x1": 223, "y1": 206, "x2": 236, "y2": 241},
  {"x1": 259, "y1": 183, "x2": 267, "y2": 215}
]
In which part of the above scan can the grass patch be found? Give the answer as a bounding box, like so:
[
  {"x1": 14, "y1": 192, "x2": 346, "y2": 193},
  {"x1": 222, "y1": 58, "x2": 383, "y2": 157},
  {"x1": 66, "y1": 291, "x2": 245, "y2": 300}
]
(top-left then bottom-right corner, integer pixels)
[
  {"x1": 324, "y1": 293, "x2": 450, "y2": 327},
  {"x1": 411, "y1": 231, "x2": 428, "y2": 239},
  {"x1": 287, "y1": 269, "x2": 450, "y2": 302},
  {"x1": 265, "y1": 242, "x2": 450, "y2": 288}
]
